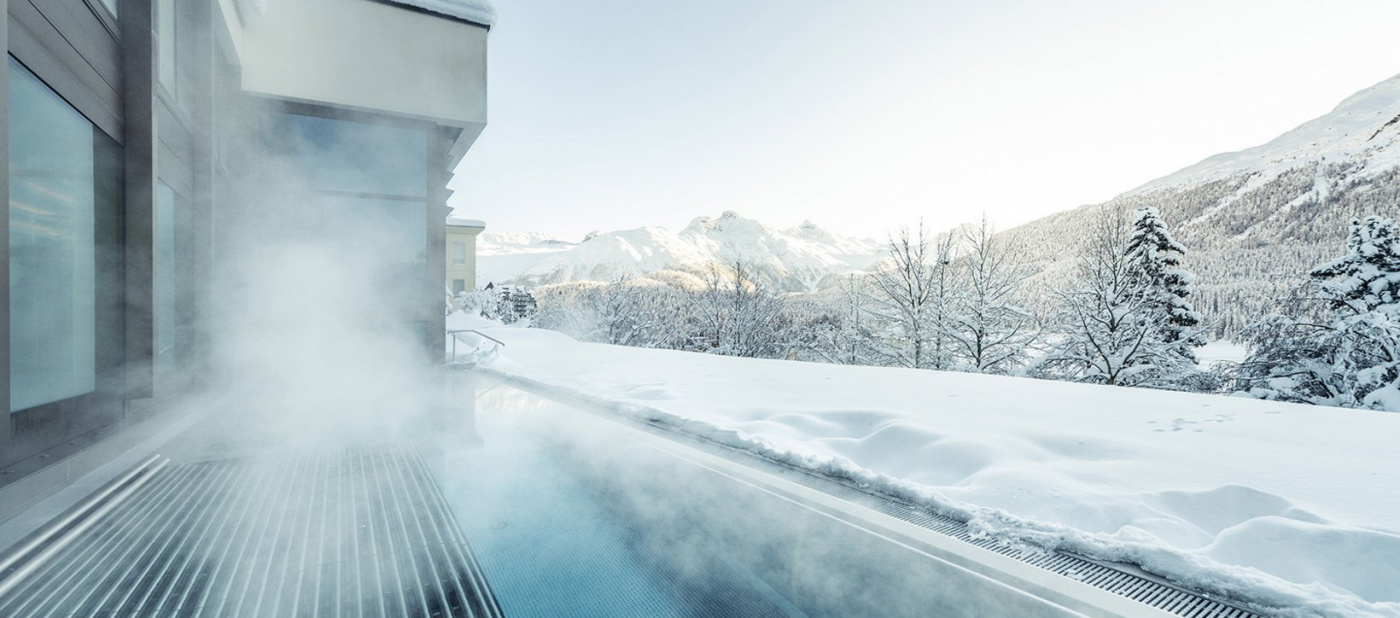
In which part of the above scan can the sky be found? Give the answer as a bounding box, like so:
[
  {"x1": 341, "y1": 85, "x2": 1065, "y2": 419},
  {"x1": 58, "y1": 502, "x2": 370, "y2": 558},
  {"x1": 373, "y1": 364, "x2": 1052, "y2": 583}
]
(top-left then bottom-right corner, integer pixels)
[{"x1": 447, "y1": 0, "x2": 1400, "y2": 241}]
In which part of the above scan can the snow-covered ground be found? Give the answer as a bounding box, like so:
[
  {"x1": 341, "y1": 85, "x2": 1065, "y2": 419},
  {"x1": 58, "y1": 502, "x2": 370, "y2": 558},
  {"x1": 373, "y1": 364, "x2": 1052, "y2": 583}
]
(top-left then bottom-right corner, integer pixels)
[
  {"x1": 452, "y1": 317, "x2": 1400, "y2": 617},
  {"x1": 1197, "y1": 340, "x2": 1249, "y2": 367}
]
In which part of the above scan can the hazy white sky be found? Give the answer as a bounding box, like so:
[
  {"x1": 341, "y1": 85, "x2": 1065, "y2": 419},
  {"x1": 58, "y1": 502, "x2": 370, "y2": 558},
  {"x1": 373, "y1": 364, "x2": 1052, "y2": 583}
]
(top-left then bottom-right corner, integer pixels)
[{"x1": 447, "y1": 0, "x2": 1400, "y2": 240}]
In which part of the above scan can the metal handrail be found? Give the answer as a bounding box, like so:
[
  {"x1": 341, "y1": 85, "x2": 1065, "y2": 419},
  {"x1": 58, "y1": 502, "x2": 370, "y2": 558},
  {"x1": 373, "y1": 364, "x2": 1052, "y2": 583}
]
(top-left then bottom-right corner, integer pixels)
[
  {"x1": 447, "y1": 329, "x2": 505, "y2": 364},
  {"x1": 447, "y1": 329, "x2": 505, "y2": 347}
]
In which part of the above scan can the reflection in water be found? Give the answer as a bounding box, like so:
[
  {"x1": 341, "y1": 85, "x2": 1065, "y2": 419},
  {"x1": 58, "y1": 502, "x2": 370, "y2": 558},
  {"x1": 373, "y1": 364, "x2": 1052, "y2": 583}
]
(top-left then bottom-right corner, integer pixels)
[
  {"x1": 425, "y1": 378, "x2": 1103, "y2": 613},
  {"x1": 435, "y1": 376, "x2": 797, "y2": 617},
  {"x1": 429, "y1": 379, "x2": 1072, "y2": 618}
]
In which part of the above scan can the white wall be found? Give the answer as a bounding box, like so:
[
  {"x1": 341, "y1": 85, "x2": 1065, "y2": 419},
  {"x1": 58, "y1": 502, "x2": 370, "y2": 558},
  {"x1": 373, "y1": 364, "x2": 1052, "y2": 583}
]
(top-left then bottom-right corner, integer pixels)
[
  {"x1": 447, "y1": 224, "x2": 484, "y2": 291},
  {"x1": 235, "y1": 0, "x2": 487, "y2": 128}
]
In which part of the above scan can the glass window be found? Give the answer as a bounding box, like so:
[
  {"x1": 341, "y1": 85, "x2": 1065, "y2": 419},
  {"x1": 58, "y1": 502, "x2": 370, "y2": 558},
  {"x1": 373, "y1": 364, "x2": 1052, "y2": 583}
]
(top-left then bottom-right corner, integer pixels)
[
  {"x1": 8, "y1": 58, "x2": 120, "y2": 412},
  {"x1": 452, "y1": 241, "x2": 466, "y2": 265},
  {"x1": 273, "y1": 113, "x2": 428, "y2": 197}
]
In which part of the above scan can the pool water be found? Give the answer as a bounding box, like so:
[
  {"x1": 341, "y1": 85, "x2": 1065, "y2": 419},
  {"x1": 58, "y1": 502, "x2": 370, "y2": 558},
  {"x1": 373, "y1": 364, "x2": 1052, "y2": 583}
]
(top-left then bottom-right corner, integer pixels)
[
  {"x1": 426, "y1": 378, "x2": 1106, "y2": 618},
  {"x1": 436, "y1": 381, "x2": 799, "y2": 617}
]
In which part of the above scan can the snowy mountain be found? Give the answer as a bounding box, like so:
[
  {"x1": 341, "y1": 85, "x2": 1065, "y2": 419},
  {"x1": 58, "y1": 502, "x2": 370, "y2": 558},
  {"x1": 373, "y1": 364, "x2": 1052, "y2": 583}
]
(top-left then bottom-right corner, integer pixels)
[
  {"x1": 477, "y1": 212, "x2": 884, "y2": 292},
  {"x1": 476, "y1": 231, "x2": 576, "y2": 256},
  {"x1": 1003, "y1": 73, "x2": 1400, "y2": 338}
]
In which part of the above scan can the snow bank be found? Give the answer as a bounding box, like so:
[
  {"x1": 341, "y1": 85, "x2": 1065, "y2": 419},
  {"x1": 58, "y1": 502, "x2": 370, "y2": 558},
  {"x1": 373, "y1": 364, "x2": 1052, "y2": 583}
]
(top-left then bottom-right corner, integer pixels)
[{"x1": 474, "y1": 328, "x2": 1400, "y2": 617}]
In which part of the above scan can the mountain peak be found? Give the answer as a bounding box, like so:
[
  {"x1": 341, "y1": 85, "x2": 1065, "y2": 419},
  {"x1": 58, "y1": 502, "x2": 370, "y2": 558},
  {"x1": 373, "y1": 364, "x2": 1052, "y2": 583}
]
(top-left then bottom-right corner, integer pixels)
[{"x1": 479, "y1": 214, "x2": 884, "y2": 292}]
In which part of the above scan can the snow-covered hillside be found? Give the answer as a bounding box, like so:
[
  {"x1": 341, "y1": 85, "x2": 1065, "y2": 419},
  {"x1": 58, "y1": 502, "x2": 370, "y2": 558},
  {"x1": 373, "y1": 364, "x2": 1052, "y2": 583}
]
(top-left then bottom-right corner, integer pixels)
[
  {"x1": 1003, "y1": 73, "x2": 1400, "y2": 338},
  {"x1": 468, "y1": 324, "x2": 1400, "y2": 617},
  {"x1": 1136, "y1": 74, "x2": 1400, "y2": 191},
  {"x1": 477, "y1": 212, "x2": 884, "y2": 292}
]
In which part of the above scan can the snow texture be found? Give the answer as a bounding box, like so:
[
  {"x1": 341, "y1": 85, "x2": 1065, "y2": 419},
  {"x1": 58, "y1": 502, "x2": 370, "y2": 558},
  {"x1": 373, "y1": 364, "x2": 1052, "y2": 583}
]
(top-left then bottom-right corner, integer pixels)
[
  {"x1": 381, "y1": 0, "x2": 496, "y2": 26},
  {"x1": 467, "y1": 325, "x2": 1400, "y2": 617}
]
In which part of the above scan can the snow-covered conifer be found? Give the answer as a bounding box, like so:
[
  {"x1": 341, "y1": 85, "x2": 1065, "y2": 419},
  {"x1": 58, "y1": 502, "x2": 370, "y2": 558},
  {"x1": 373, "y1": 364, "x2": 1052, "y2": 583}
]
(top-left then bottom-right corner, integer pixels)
[
  {"x1": 1237, "y1": 216, "x2": 1400, "y2": 410},
  {"x1": 1034, "y1": 208, "x2": 1198, "y2": 387},
  {"x1": 1124, "y1": 207, "x2": 1204, "y2": 358}
]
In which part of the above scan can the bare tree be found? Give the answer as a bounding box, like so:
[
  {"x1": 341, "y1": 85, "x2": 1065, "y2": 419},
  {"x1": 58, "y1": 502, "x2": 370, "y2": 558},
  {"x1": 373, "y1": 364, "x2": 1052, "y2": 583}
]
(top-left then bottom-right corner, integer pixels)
[
  {"x1": 585, "y1": 278, "x2": 684, "y2": 347},
  {"x1": 686, "y1": 261, "x2": 790, "y2": 358},
  {"x1": 947, "y1": 215, "x2": 1037, "y2": 373},
  {"x1": 868, "y1": 222, "x2": 960, "y2": 369},
  {"x1": 834, "y1": 274, "x2": 879, "y2": 365},
  {"x1": 533, "y1": 278, "x2": 684, "y2": 348}
]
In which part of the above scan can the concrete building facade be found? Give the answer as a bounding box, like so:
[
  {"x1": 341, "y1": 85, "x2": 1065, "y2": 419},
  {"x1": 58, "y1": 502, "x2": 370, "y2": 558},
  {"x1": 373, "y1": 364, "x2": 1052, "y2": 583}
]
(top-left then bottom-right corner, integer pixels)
[{"x1": 0, "y1": 0, "x2": 489, "y2": 474}]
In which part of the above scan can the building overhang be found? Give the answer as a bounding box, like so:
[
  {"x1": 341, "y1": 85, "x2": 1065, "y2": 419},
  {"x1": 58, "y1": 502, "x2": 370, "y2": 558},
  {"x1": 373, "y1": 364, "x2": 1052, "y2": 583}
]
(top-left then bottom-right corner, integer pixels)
[{"x1": 217, "y1": 0, "x2": 488, "y2": 161}]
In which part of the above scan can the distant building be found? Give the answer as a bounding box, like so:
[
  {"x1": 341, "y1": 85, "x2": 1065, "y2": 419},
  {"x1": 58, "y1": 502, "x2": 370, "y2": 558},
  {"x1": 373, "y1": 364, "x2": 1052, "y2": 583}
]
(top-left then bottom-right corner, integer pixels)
[
  {"x1": 447, "y1": 217, "x2": 487, "y2": 295},
  {"x1": 481, "y1": 283, "x2": 536, "y2": 322}
]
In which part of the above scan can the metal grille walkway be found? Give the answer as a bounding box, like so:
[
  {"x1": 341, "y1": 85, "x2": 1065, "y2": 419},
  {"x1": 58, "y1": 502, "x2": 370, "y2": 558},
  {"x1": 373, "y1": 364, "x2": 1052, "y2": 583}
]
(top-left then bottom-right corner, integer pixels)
[{"x1": 0, "y1": 445, "x2": 502, "y2": 618}]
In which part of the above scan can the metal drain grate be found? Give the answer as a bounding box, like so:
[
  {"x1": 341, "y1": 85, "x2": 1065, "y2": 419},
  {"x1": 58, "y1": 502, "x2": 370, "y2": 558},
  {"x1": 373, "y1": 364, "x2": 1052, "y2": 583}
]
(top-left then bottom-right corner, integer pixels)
[
  {"x1": 0, "y1": 445, "x2": 502, "y2": 618},
  {"x1": 810, "y1": 481, "x2": 1262, "y2": 618}
]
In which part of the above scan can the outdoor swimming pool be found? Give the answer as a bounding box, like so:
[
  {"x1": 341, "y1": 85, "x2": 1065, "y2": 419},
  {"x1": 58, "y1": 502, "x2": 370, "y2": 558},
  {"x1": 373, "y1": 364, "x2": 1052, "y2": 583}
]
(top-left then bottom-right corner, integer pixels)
[{"x1": 428, "y1": 376, "x2": 1165, "y2": 618}]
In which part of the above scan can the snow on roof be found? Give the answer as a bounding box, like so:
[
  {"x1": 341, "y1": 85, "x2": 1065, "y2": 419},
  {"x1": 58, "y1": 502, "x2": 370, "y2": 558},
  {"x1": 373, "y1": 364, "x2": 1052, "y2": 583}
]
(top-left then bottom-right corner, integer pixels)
[
  {"x1": 381, "y1": 0, "x2": 497, "y2": 27},
  {"x1": 447, "y1": 216, "x2": 487, "y2": 228}
]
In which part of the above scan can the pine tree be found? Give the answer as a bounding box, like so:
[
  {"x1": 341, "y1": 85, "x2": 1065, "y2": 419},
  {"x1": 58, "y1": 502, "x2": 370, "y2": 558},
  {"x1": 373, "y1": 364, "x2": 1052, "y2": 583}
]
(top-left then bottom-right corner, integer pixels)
[
  {"x1": 1124, "y1": 207, "x2": 1205, "y2": 362},
  {"x1": 1310, "y1": 215, "x2": 1400, "y2": 316},
  {"x1": 1235, "y1": 215, "x2": 1400, "y2": 410},
  {"x1": 1034, "y1": 208, "x2": 1199, "y2": 387}
]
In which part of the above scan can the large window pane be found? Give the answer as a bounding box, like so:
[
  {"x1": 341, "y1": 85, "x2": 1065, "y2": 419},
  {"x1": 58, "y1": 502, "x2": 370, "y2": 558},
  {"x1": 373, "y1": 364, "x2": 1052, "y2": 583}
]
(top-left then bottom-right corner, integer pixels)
[
  {"x1": 9, "y1": 59, "x2": 100, "y2": 412},
  {"x1": 274, "y1": 114, "x2": 428, "y2": 197}
]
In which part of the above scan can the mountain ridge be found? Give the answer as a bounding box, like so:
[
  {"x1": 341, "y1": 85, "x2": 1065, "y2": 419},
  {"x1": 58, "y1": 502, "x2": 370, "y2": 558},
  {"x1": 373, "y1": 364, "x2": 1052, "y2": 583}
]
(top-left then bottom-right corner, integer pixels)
[
  {"x1": 474, "y1": 211, "x2": 885, "y2": 292},
  {"x1": 1003, "y1": 72, "x2": 1400, "y2": 338}
]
